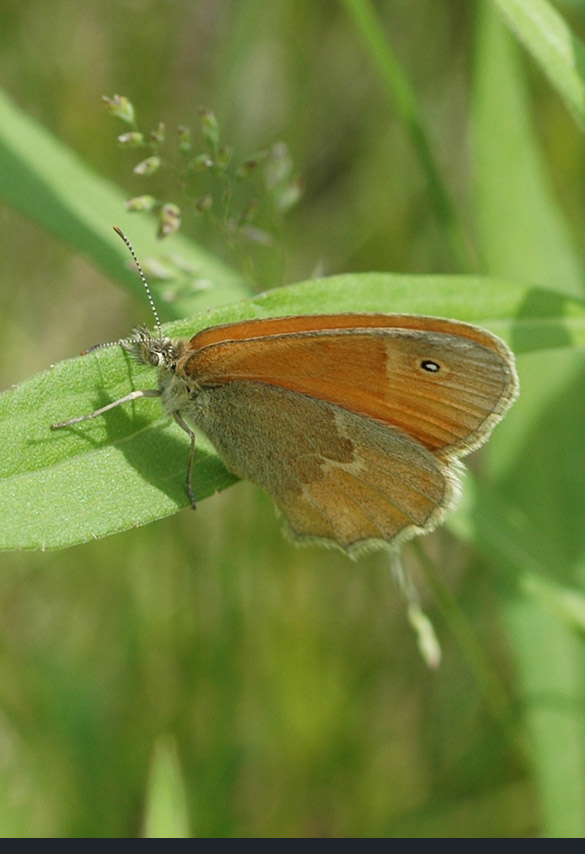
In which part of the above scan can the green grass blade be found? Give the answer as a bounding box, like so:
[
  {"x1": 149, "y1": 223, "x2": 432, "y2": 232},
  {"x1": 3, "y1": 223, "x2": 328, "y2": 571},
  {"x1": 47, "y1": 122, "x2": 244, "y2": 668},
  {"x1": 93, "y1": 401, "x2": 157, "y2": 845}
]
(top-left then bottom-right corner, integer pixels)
[
  {"x1": 490, "y1": 0, "x2": 585, "y2": 133},
  {"x1": 474, "y1": 3, "x2": 585, "y2": 297},
  {"x1": 474, "y1": 5, "x2": 585, "y2": 837},
  {"x1": 342, "y1": 0, "x2": 474, "y2": 271},
  {"x1": 143, "y1": 737, "x2": 191, "y2": 839}
]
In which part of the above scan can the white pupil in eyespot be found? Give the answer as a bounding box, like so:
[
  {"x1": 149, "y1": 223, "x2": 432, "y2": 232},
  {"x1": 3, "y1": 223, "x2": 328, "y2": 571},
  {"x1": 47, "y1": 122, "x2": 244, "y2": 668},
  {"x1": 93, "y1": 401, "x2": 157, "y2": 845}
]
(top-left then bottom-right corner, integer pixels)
[{"x1": 421, "y1": 359, "x2": 441, "y2": 373}]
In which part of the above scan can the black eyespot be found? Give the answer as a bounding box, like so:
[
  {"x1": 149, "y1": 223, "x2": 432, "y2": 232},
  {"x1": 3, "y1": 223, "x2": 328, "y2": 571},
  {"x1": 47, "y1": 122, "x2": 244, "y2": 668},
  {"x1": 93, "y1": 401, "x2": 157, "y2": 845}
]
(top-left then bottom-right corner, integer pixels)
[{"x1": 420, "y1": 359, "x2": 441, "y2": 373}]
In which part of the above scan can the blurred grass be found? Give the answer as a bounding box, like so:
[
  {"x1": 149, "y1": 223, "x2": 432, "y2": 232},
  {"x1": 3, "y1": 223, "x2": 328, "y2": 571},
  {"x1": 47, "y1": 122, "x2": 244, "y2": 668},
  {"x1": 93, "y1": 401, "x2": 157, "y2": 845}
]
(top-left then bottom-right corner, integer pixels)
[{"x1": 1, "y1": 0, "x2": 585, "y2": 838}]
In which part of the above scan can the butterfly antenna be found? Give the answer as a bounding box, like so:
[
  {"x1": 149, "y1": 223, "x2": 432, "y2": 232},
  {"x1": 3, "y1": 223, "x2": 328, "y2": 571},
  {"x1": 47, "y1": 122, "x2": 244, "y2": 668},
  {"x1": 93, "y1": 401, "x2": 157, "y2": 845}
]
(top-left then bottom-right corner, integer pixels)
[{"x1": 113, "y1": 225, "x2": 163, "y2": 339}]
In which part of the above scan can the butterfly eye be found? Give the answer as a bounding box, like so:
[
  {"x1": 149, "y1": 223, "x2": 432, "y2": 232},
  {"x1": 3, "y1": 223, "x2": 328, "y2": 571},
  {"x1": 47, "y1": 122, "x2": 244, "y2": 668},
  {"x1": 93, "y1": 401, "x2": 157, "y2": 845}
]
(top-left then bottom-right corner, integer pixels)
[{"x1": 420, "y1": 359, "x2": 441, "y2": 373}]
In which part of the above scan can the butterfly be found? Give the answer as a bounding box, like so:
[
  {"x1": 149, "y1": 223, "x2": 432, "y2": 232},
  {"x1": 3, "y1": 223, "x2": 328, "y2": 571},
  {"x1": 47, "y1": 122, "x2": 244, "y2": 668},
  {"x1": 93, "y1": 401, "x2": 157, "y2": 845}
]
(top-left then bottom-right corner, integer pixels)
[{"x1": 52, "y1": 229, "x2": 519, "y2": 554}]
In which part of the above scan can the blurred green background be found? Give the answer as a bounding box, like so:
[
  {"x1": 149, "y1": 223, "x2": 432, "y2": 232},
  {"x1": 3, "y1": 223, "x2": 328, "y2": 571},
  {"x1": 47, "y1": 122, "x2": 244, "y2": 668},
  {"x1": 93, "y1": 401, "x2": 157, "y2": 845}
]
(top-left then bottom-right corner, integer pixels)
[{"x1": 2, "y1": 0, "x2": 585, "y2": 838}]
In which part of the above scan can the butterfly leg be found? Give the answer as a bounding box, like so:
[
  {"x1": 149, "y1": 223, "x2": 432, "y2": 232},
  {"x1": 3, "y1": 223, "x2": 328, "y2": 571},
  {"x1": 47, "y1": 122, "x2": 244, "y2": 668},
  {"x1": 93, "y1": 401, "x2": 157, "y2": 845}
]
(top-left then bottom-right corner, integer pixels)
[
  {"x1": 51, "y1": 388, "x2": 162, "y2": 429},
  {"x1": 173, "y1": 411, "x2": 197, "y2": 510}
]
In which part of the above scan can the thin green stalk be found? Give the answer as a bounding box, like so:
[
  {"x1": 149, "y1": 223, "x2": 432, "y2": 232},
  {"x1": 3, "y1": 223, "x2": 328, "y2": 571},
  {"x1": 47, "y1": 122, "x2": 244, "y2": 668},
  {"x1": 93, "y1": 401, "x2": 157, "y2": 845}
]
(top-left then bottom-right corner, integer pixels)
[{"x1": 342, "y1": 0, "x2": 476, "y2": 272}]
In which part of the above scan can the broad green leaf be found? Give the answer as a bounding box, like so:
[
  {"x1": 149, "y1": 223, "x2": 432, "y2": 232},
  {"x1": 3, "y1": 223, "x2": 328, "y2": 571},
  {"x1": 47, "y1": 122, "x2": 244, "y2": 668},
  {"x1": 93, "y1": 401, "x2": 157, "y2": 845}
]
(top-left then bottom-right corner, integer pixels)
[{"x1": 1, "y1": 271, "x2": 584, "y2": 552}]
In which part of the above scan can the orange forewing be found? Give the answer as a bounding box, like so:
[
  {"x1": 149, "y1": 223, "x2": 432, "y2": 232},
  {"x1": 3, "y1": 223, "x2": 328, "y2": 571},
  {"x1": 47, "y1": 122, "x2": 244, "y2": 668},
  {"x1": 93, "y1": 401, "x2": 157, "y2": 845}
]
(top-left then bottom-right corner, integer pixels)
[{"x1": 182, "y1": 314, "x2": 515, "y2": 454}]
